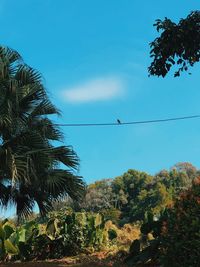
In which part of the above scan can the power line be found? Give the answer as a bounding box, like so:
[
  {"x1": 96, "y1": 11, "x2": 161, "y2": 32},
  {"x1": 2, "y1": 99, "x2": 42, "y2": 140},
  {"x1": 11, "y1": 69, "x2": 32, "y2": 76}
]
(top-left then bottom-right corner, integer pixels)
[{"x1": 55, "y1": 114, "x2": 200, "y2": 127}]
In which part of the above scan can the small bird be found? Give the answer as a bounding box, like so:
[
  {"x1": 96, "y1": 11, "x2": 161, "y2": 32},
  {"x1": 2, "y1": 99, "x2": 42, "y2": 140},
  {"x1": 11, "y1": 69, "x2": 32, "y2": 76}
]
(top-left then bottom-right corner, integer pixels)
[{"x1": 117, "y1": 119, "x2": 121, "y2": 124}]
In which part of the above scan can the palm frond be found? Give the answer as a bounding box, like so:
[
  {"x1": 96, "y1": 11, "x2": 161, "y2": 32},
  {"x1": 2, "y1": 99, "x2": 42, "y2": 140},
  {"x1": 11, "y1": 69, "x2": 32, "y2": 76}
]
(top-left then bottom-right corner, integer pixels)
[
  {"x1": 45, "y1": 169, "x2": 85, "y2": 201},
  {"x1": 17, "y1": 84, "x2": 46, "y2": 116},
  {"x1": 0, "y1": 182, "x2": 11, "y2": 207},
  {"x1": 29, "y1": 118, "x2": 63, "y2": 141},
  {"x1": 30, "y1": 99, "x2": 60, "y2": 117},
  {"x1": 33, "y1": 194, "x2": 52, "y2": 217},
  {"x1": 0, "y1": 46, "x2": 22, "y2": 65},
  {"x1": 47, "y1": 146, "x2": 79, "y2": 170},
  {"x1": 0, "y1": 46, "x2": 22, "y2": 79},
  {"x1": 15, "y1": 64, "x2": 43, "y2": 85},
  {"x1": 15, "y1": 194, "x2": 35, "y2": 221}
]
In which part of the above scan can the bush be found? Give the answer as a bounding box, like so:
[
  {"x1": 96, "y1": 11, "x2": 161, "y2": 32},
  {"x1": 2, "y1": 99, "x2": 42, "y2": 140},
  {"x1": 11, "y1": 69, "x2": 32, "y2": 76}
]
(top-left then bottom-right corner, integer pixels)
[
  {"x1": 125, "y1": 178, "x2": 200, "y2": 267},
  {"x1": 159, "y1": 177, "x2": 200, "y2": 267}
]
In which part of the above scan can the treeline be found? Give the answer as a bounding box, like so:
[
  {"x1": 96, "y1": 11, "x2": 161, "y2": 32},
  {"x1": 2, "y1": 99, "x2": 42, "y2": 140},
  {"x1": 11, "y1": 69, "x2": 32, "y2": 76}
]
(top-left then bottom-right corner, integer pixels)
[{"x1": 54, "y1": 162, "x2": 199, "y2": 225}]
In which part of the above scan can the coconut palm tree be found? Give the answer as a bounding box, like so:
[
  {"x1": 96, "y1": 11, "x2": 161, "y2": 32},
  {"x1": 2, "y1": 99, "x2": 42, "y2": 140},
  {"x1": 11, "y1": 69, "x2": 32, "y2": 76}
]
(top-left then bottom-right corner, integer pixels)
[{"x1": 0, "y1": 46, "x2": 85, "y2": 219}]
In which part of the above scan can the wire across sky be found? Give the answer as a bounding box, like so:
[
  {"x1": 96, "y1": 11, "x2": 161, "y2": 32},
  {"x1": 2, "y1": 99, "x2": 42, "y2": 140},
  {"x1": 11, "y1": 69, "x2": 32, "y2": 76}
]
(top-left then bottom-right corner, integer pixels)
[{"x1": 55, "y1": 114, "x2": 200, "y2": 127}]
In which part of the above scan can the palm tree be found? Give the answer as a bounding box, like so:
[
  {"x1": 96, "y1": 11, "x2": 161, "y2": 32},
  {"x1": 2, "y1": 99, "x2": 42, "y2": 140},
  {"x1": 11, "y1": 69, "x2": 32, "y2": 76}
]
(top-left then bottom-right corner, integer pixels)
[{"x1": 0, "y1": 46, "x2": 85, "y2": 219}]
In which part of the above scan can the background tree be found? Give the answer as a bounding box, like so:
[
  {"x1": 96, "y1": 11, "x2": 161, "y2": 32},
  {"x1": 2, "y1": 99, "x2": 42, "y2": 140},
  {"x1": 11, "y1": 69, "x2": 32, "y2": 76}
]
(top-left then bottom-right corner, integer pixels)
[
  {"x1": 111, "y1": 169, "x2": 174, "y2": 222},
  {"x1": 171, "y1": 162, "x2": 199, "y2": 179},
  {"x1": 80, "y1": 179, "x2": 114, "y2": 211},
  {"x1": 155, "y1": 164, "x2": 196, "y2": 194},
  {"x1": 53, "y1": 163, "x2": 199, "y2": 226}
]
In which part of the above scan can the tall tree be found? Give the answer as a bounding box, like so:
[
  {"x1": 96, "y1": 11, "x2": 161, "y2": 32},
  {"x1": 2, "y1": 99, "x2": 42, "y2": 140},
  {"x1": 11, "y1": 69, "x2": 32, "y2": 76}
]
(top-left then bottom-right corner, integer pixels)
[
  {"x1": 149, "y1": 11, "x2": 200, "y2": 77},
  {"x1": 0, "y1": 46, "x2": 85, "y2": 219}
]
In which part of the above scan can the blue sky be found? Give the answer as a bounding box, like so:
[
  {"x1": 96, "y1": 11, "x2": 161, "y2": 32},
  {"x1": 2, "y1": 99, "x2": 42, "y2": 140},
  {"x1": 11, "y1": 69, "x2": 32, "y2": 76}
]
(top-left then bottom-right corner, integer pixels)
[{"x1": 1, "y1": 0, "x2": 200, "y2": 191}]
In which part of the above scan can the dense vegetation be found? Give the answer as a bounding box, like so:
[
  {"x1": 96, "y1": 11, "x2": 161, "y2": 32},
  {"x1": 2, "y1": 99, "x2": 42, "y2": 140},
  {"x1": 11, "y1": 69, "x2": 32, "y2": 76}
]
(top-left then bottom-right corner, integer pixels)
[
  {"x1": 71, "y1": 162, "x2": 198, "y2": 225},
  {"x1": 125, "y1": 177, "x2": 200, "y2": 267},
  {"x1": 46, "y1": 162, "x2": 200, "y2": 266},
  {"x1": 1, "y1": 162, "x2": 200, "y2": 266},
  {"x1": 0, "y1": 212, "x2": 109, "y2": 261},
  {"x1": 0, "y1": 209, "x2": 140, "y2": 262}
]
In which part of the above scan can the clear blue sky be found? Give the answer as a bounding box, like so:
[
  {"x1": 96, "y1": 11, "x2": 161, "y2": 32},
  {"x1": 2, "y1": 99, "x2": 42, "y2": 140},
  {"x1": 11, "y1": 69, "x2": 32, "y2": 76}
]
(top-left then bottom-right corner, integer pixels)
[{"x1": 1, "y1": 0, "x2": 200, "y2": 188}]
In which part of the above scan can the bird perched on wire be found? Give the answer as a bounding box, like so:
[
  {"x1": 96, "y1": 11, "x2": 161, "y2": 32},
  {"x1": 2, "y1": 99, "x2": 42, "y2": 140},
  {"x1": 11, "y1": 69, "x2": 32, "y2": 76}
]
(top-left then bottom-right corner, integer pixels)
[{"x1": 117, "y1": 119, "x2": 121, "y2": 124}]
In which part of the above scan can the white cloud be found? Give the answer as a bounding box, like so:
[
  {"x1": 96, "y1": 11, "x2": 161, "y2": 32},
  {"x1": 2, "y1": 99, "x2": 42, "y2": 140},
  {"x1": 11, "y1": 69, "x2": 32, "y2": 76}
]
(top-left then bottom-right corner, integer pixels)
[{"x1": 60, "y1": 77, "x2": 124, "y2": 103}]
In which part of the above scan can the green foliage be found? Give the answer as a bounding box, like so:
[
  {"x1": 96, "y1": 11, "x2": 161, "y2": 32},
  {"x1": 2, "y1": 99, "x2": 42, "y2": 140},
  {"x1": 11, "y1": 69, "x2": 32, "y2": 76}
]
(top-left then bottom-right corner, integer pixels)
[
  {"x1": 0, "y1": 219, "x2": 18, "y2": 260},
  {"x1": 101, "y1": 208, "x2": 121, "y2": 226},
  {"x1": 0, "y1": 211, "x2": 116, "y2": 261},
  {"x1": 125, "y1": 178, "x2": 200, "y2": 266},
  {"x1": 1, "y1": 163, "x2": 197, "y2": 263},
  {"x1": 64, "y1": 163, "x2": 198, "y2": 226},
  {"x1": 159, "y1": 178, "x2": 200, "y2": 267},
  {"x1": 112, "y1": 169, "x2": 173, "y2": 223},
  {"x1": 149, "y1": 11, "x2": 200, "y2": 77}
]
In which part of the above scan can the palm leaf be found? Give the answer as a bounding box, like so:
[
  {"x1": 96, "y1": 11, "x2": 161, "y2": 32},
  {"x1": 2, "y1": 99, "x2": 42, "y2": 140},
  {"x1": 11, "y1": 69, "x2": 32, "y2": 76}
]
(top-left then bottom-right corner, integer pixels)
[
  {"x1": 15, "y1": 65, "x2": 43, "y2": 86},
  {"x1": 47, "y1": 146, "x2": 79, "y2": 170},
  {"x1": 45, "y1": 169, "x2": 85, "y2": 200}
]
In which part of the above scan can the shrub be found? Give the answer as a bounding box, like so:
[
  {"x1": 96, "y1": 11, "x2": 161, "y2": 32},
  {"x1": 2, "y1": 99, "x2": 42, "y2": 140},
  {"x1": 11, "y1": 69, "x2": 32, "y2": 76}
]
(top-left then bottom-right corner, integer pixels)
[
  {"x1": 159, "y1": 177, "x2": 200, "y2": 267},
  {"x1": 125, "y1": 178, "x2": 200, "y2": 266}
]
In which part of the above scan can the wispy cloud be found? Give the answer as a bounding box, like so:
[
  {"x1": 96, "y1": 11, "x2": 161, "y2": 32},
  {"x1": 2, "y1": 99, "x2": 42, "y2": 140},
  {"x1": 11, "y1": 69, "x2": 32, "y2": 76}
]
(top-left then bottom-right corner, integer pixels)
[{"x1": 60, "y1": 77, "x2": 125, "y2": 103}]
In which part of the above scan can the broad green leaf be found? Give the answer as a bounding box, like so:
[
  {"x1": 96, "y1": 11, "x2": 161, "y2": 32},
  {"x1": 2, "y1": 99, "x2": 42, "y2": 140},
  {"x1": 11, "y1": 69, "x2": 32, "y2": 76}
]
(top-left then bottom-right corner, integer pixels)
[
  {"x1": 4, "y1": 240, "x2": 18, "y2": 255},
  {"x1": 18, "y1": 229, "x2": 26, "y2": 243},
  {"x1": 4, "y1": 224, "x2": 15, "y2": 239},
  {"x1": 0, "y1": 225, "x2": 5, "y2": 240}
]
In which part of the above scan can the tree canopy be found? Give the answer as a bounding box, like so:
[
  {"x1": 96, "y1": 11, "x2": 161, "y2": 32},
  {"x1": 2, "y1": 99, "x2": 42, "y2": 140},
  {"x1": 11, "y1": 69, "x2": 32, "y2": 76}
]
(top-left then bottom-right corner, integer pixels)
[
  {"x1": 66, "y1": 163, "x2": 199, "y2": 225},
  {"x1": 149, "y1": 11, "x2": 200, "y2": 77}
]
